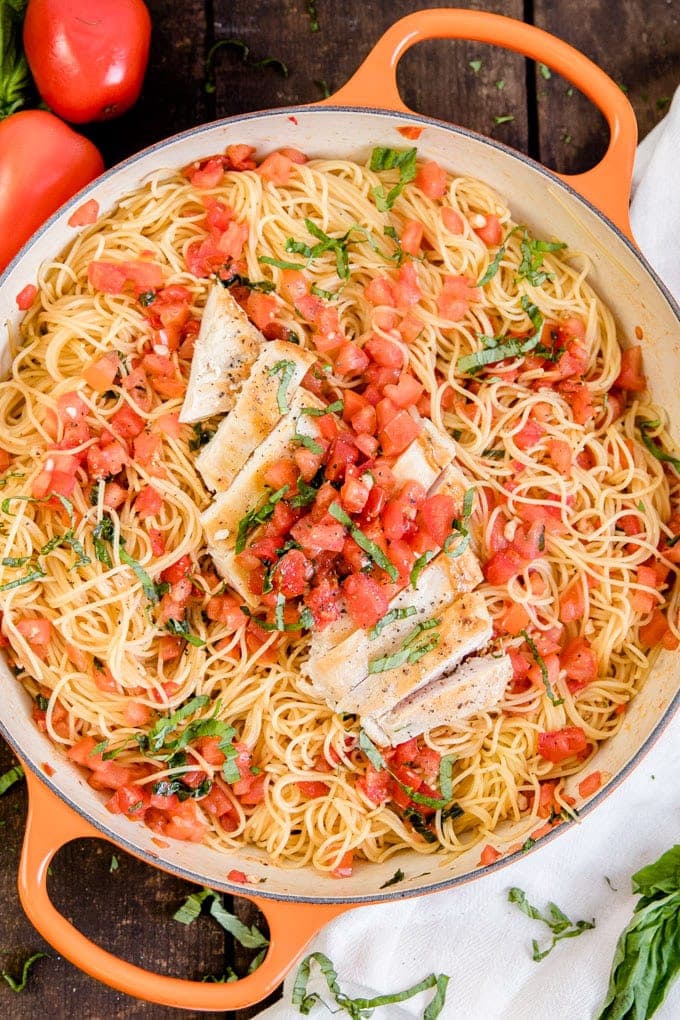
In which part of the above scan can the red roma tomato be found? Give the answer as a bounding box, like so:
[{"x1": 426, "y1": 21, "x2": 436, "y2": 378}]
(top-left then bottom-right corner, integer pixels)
[
  {"x1": 0, "y1": 110, "x2": 103, "y2": 271},
  {"x1": 23, "y1": 0, "x2": 151, "y2": 124}
]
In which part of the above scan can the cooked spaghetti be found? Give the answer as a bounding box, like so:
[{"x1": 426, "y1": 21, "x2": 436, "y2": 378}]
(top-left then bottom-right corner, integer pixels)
[{"x1": 1, "y1": 143, "x2": 678, "y2": 876}]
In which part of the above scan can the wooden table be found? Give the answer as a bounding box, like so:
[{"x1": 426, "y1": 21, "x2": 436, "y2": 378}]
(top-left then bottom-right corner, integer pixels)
[{"x1": 1, "y1": 1, "x2": 677, "y2": 1017}]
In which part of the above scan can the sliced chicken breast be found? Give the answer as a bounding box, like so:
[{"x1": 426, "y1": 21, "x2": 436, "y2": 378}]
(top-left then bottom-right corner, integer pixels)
[
  {"x1": 196, "y1": 340, "x2": 317, "y2": 493},
  {"x1": 180, "y1": 286, "x2": 264, "y2": 423},
  {"x1": 304, "y1": 554, "x2": 471, "y2": 705},
  {"x1": 201, "y1": 389, "x2": 325, "y2": 603},
  {"x1": 363, "y1": 652, "x2": 512, "y2": 745},
  {"x1": 391, "y1": 418, "x2": 456, "y2": 488},
  {"x1": 336, "y1": 591, "x2": 492, "y2": 719}
]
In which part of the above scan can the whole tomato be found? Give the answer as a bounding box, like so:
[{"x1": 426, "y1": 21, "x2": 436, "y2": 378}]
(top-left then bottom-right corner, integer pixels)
[
  {"x1": 0, "y1": 110, "x2": 104, "y2": 270},
  {"x1": 23, "y1": 0, "x2": 151, "y2": 124}
]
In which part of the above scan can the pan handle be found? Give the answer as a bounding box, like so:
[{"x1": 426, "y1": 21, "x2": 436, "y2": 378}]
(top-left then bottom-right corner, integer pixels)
[
  {"x1": 18, "y1": 770, "x2": 349, "y2": 1010},
  {"x1": 324, "y1": 8, "x2": 637, "y2": 237}
]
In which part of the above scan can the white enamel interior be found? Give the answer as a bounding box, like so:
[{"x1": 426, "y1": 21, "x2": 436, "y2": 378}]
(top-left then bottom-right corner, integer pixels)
[{"x1": 0, "y1": 107, "x2": 678, "y2": 904}]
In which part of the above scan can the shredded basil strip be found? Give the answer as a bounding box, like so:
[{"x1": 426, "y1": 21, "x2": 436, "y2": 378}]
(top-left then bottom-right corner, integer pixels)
[
  {"x1": 358, "y1": 729, "x2": 386, "y2": 771},
  {"x1": 438, "y1": 755, "x2": 456, "y2": 802},
  {"x1": 329, "y1": 502, "x2": 398, "y2": 581},
  {"x1": 0, "y1": 764, "x2": 24, "y2": 795},
  {"x1": 147, "y1": 695, "x2": 210, "y2": 751},
  {"x1": 292, "y1": 951, "x2": 449, "y2": 1018},
  {"x1": 368, "y1": 605, "x2": 417, "y2": 639},
  {"x1": 516, "y1": 231, "x2": 567, "y2": 287},
  {"x1": 410, "y1": 549, "x2": 437, "y2": 587},
  {"x1": 0, "y1": 567, "x2": 45, "y2": 591},
  {"x1": 209, "y1": 897, "x2": 269, "y2": 948},
  {"x1": 258, "y1": 255, "x2": 307, "y2": 271},
  {"x1": 358, "y1": 729, "x2": 448, "y2": 809},
  {"x1": 443, "y1": 487, "x2": 475, "y2": 559},
  {"x1": 173, "y1": 888, "x2": 212, "y2": 924},
  {"x1": 310, "y1": 283, "x2": 337, "y2": 300},
  {"x1": 477, "y1": 227, "x2": 519, "y2": 287},
  {"x1": 290, "y1": 432, "x2": 324, "y2": 455},
  {"x1": 269, "y1": 359, "x2": 296, "y2": 415},
  {"x1": 369, "y1": 147, "x2": 418, "y2": 212},
  {"x1": 509, "y1": 887, "x2": 595, "y2": 962},
  {"x1": 166, "y1": 617, "x2": 206, "y2": 647},
  {"x1": 456, "y1": 297, "x2": 544, "y2": 374},
  {"x1": 284, "y1": 217, "x2": 355, "y2": 280},
  {"x1": 218, "y1": 270, "x2": 276, "y2": 293},
  {"x1": 235, "y1": 485, "x2": 289, "y2": 553},
  {"x1": 2, "y1": 952, "x2": 48, "y2": 993},
  {"x1": 403, "y1": 806, "x2": 439, "y2": 843},
  {"x1": 92, "y1": 515, "x2": 114, "y2": 567},
  {"x1": 300, "y1": 400, "x2": 344, "y2": 417},
  {"x1": 119, "y1": 547, "x2": 159, "y2": 604},
  {"x1": 380, "y1": 868, "x2": 406, "y2": 889},
  {"x1": 638, "y1": 420, "x2": 680, "y2": 472},
  {"x1": 189, "y1": 423, "x2": 217, "y2": 451},
  {"x1": 520, "y1": 629, "x2": 564, "y2": 705}
]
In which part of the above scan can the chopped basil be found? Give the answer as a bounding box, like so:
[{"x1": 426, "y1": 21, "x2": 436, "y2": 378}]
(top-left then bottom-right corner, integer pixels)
[
  {"x1": 2, "y1": 555, "x2": 31, "y2": 567},
  {"x1": 310, "y1": 283, "x2": 338, "y2": 300},
  {"x1": 92, "y1": 515, "x2": 115, "y2": 567},
  {"x1": 403, "y1": 806, "x2": 439, "y2": 843},
  {"x1": 443, "y1": 487, "x2": 475, "y2": 559},
  {"x1": 494, "y1": 114, "x2": 515, "y2": 126},
  {"x1": 456, "y1": 298, "x2": 544, "y2": 374},
  {"x1": 306, "y1": 0, "x2": 319, "y2": 32},
  {"x1": 522, "y1": 837, "x2": 536, "y2": 853},
  {"x1": 189, "y1": 423, "x2": 216, "y2": 451},
  {"x1": 110, "y1": 854, "x2": 119, "y2": 873},
  {"x1": 36, "y1": 694, "x2": 48, "y2": 711},
  {"x1": 300, "y1": 400, "x2": 344, "y2": 416},
  {"x1": 477, "y1": 228, "x2": 518, "y2": 287},
  {"x1": 638, "y1": 420, "x2": 680, "y2": 473},
  {"x1": 290, "y1": 478, "x2": 321, "y2": 509},
  {"x1": 359, "y1": 729, "x2": 447, "y2": 809},
  {"x1": 2, "y1": 952, "x2": 47, "y2": 993},
  {"x1": 410, "y1": 549, "x2": 437, "y2": 587},
  {"x1": 329, "y1": 502, "x2": 398, "y2": 581},
  {"x1": 285, "y1": 218, "x2": 355, "y2": 280},
  {"x1": 438, "y1": 755, "x2": 456, "y2": 801},
  {"x1": 368, "y1": 606, "x2": 417, "y2": 639},
  {"x1": 508, "y1": 887, "x2": 595, "y2": 961},
  {"x1": 138, "y1": 290, "x2": 156, "y2": 307},
  {"x1": 0, "y1": 764, "x2": 24, "y2": 795},
  {"x1": 165, "y1": 618, "x2": 205, "y2": 647},
  {"x1": 440, "y1": 802, "x2": 463, "y2": 822},
  {"x1": 235, "y1": 485, "x2": 289, "y2": 553},
  {"x1": 269, "y1": 359, "x2": 296, "y2": 414},
  {"x1": 147, "y1": 695, "x2": 210, "y2": 751},
  {"x1": 538, "y1": 62, "x2": 552, "y2": 80},
  {"x1": 90, "y1": 740, "x2": 108, "y2": 756},
  {"x1": 521, "y1": 630, "x2": 564, "y2": 705},
  {"x1": 152, "y1": 776, "x2": 212, "y2": 800},
  {"x1": 173, "y1": 888, "x2": 212, "y2": 924},
  {"x1": 358, "y1": 729, "x2": 386, "y2": 771},
  {"x1": 369, "y1": 147, "x2": 418, "y2": 211},
  {"x1": 383, "y1": 225, "x2": 407, "y2": 266},
  {"x1": 219, "y1": 271, "x2": 276, "y2": 293},
  {"x1": 292, "y1": 951, "x2": 449, "y2": 1018},
  {"x1": 209, "y1": 896, "x2": 269, "y2": 948},
  {"x1": 516, "y1": 231, "x2": 567, "y2": 287},
  {"x1": 0, "y1": 567, "x2": 45, "y2": 591},
  {"x1": 290, "y1": 432, "x2": 323, "y2": 455},
  {"x1": 258, "y1": 255, "x2": 307, "y2": 271},
  {"x1": 380, "y1": 868, "x2": 405, "y2": 889},
  {"x1": 469, "y1": 59, "x2": 482, "y2": 73},
  {"x1": 240, "y1": 603, "x2": 313, "y2": 633},
  {"x1": 481, "y1": 448, "x2": 506, "y2": 459},
  {"x1": 204, "y1": 39, "x2": 288, "y2": 95},
  {"x1": 120, "y1": 546, "x2": 159, "y2": 604}
]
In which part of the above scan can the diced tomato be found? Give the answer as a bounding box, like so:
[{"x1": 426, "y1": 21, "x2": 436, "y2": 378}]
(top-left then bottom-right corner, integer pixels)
[
  {"x1": 226, "y1": 144, "x2": 257, "y2": 170},
  {"x1": 511, "y1": 520, "x2": 545, "y2": 562},
  {"x1": 479, "y1": 845, "x2": 501, "y2": 866},
  {"x1": 547, "y1": 438, "x2": 572, "y2": 476},
  {"x1": 87, "y1": 441, "x2": 129, "y2": 479},
  {"x1": 415, "y1": 160, "x2": 447, "y2": 199},
  {"x1": 351, "y1": 404, "x2": 377, "y2": 436},
  {"x1": 394, "y1": 262, "x2": 421, "y2": 308},
  {"x1": 291, "y1": 517, "x2": 346, "y2": 553},
  {"x1": 239, "y1": 772, "x2": 266, "y2": 805},
  {"x1": 257, "y1": 151, "x2": 296, "y2": 185},
  {"x1": 497, "y1": 602, "x2": 531, "y2": 636},
  {"x1": 365, "y1": 276, "x2": 397, "y2": 307},
  {"x1": 514, "y1": 420, "x2": 544, "y2": 451},
  {"x1": 341, "y1": 476, "x2": 370, "y2": 515},
  {"x1": 107, "y1": 784, "x2": 150, "y2": 817},
  {"x1": 384, "y1": 374, "x2": 423, "y2": 408},
  {"x1": 578, "y1": 771, "x2": 602, "y2": 798},
  {"x1": 561, "y1": 637, "x2": 598, "y2": 689},
  {"x1": 16, "y1": 283, "x2": 38, "y2": 309},
  {"x1": 559, "y1": 576, "x2": 586, "y2": 623},
  {"x1": 537, "y1": 726, "x2": 588, "y2": 764},
  {"x1": 474, "y1": 214, "x2": 502, "y2": 246},
  {"x1": 401, "y1": 220, "x2": 423, "y2": 255},
  {"x1": 88, "y1": 760, "x2": 136, "y2": 791},
  {"x1": 441, "y1": 207, "x2": 464, "y2": 234},
  {"x1": 484, "y1": 546, "x2": 526, "y2": 585},
  {"x1": 227, "y1": 869, "x2": 249, "y2": 884},
  {"x1": 185, "y1": 237, "x2": 224, "y2": 277},
  {"x1": 83, "y1": 351, "x2": 120, "y2": 392},
  {"x1": 382, "y1": 500, "x2": 408, "y2": 542},
  {"x1": 437, "y1": 274, "x2": 479, "y2": 321},
  {"x1": 124, "y1": 701, "x2": 152, "y2": 727},
  {"x1": 559, "y1": 380, "x2": 594, "y2": 425},
  {"x1": 379, "y1": 409, "x2": 421, "y2": 456},
  {"x1": 88, "y1": 260, "x2": 127, "y2": 293},
  {"x1": 246, "y1": 291, "x2": 277, "y2": 330},
  {"x1": 159, "y1": 634, "x2": 184, "y2": 661},
  {"x1": 189, "y1": 157, "x2": 224, "y2": 189},
  {"x1": 134, "y1": 432, "x2": 165, "y2": 474},
  {"x1": 274, "y1": 549, "x2": 312, "y2": 598},
  {"x1": 16, "y1": 618, "x2": 52, "y2": 657},
  {"x1": 305, "y1": 576, "x2": 341, "y2": 629},
  {"x1": 280, "y1": 268, "x2": 309, "y2": 303},
  {"x1": 68, "y1": 198, "x2": 100, "y2": 227},
  {"x1": 342, "y1": 573, "x2": 389, "y2": 628},
  {"x1": 356, "y1": 762, "x2": 390, "y2": 804},
  {"x1": 161, "y1": 556, "x2": 192, "y2": 585},
  {"x1": 134, "y1": 486, "x2": 163, "y2": 520},
  {"x1": 111, "y1": 404, "x2": 145, "y2": 440},
  {"x1": 365, "y1": 336, "x2": 403, "y2": 368},
  {"x1": 324, "y1": 435, "x2": 359, "y2": 482},
  {"x1": 419, "y1": 493, "x2": 456, "y2": 546},
  {"x1": 615, "y1": 345, "x2": 646, "y2": 392},
  {"x1": 67, "y1": 736, "x2": 103, "y2": 768},
  {"x1": 335, "y1": 342, "x2": 369, "y2": 376},
  {"x1": 297, "y1": 781, "x2": 329, "y2": 798},
  {"x1": 331, "y1": 850, "x2": 353, "y2": 878},
  {"x1": 205, "y1": 594, "x2": 247, "y2": 630},
  {"x1": 160, "y1": 800, "x2": 208, "y2": 842},
  {"x1": 639, "y1": 608, "x2": 671, "y2": 648}
]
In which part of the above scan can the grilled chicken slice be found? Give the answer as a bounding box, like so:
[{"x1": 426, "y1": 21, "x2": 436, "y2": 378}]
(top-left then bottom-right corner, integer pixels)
[
  {"x1": 336, "y1": 591, "x2": 492, "y2": 718},
  {"x1": 304, "y1": 554, "x2": 470, "y2": 705},
  {"x1": 391, "y1": 418, "x2": 456, "y2": 488},
  {"x1": 196, "y1": 340, "x2": 316, "y2": 493},
  {"x1": 201, "y1": 389, "x2": 325, "y2": 603},
  {"x1": 363, "y1": 652, "x2": 512, "y2": 745},
  {"x1": 180, "y1": 286, "x2": 264, "y2": 423}
]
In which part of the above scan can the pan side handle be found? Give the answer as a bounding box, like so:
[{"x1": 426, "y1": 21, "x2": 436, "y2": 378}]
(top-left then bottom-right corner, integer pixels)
[
  {"x1": 18, "y1": 769, "x2": 348, "y2": 1010},
  {"x1": 323, "y1": 8, "x2": 637, "y2": 238}
]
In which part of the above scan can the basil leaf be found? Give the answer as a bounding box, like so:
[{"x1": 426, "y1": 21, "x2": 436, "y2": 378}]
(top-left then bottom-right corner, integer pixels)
[
  {"x1": 219, "y1": 271, "x2": 276, "y2": 293},
  {"x1": 0, "y1": 763, "x2": 24, "y2": 795},
  {"x1": 300, "y1": 400, "x2": 344, "y2": 416},
  {"x1": 477, "y1": 227, "x2": 519, "y2": 287},
  {"x1": 189, "y1": 423, "x2": 217, "y2": 451},
  {"x1": 438, "y1": 755, "x2": 456, "y2": 801},
  {"x1": 290, "y1": 477, "x2": 320, "y2": 508},
  {"x1": 368, "y1": 606, "x2": 417, "y2": 639},
  {"x1": 516, "y1": 230, "x2": 566, "y2": 287},
  {"x1": 380, "y1": 868, "x2": 405, "y2": 889},
  {"x1": 120, "y1": 546, "x2": 159, "y2": 604},
  {"x1": 147, "y1": 695, "x2": 210, "y2": 751},
  {"x1": 509, "y1": 887, "x2": 595, "y2": 962},
  {"x1": 0, "y1": 567, "x2": 45, "y2": 591},
  {"x1": 329, "y1": 502, "x2": 398, "y2": 581},
  {"x1": 521, "y1": 630, "x2": 564, "y2": 705},
  {"x1": 269, "y1": 359, "x2": 296, "y2": 415},
  {"x1": 403, "y1": 806, "x2": 439, "y2": 843},
  {"x1": 92, "y1": 514, "x2": 115, "y2": 567},
  {"x1": 165, "y1": 617, "x2": 206, "y2": 647},
  {"x1": 290, "y1": 432, "x2": 323, "y2": 455},
  {"x1": 370, "y1": 147, "x2": 418, "y2": 211},
  {"x1": 173, "y1": 888, "x2": 212, "y2": 924},
  {"x1": 368, "y1": 619, "x2": 440, "y2": 674},
  {"x1": 2, "y1": 952, "x2": 47, "y2": 993},
  {"x1": 358, "y1": 729, "x2": 386, "y2": 771},
  {"x1": 410, "y1": 549, "x2": 437, "y2": 587},
  {"x1": 639, "y1": 420, "x2": 680, "y2": 473},
  {"x1": 258, "y1": 255, "x2": 307, "y2": 271},
  {"x1": 209, "y1": 897, "x2": 269, "y2": 948},
  {"x1": 457, "y1": 299, "x2": 544, "y2": 375},
  {"x1": 235, "y1": 485, "x2": 289, "y2": 553},
  {"x1": 110, "y1": 854, "x2": 119, "y2": 873}
]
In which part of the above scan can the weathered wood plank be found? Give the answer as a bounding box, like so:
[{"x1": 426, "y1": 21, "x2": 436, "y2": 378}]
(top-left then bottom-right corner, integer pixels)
[
  {"x1": 534, "y1": 1, "x2": 679, "y2": 173},
  {"x1": 211, "y1": 0, "x2": 529, "y2": 154}
]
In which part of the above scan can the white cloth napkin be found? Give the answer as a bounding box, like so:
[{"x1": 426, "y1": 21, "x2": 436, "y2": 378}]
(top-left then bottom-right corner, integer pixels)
[{"x1": 258, "y1": 91, "x2": 680, "y2": 1020}]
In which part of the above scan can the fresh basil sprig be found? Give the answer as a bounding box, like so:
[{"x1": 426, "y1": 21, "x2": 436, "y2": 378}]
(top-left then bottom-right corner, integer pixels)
[
  {"x1": 369, "y1": 147, "x2": 418, "y2": 212},
  {"x1": 509, "y1": 887, "x2": 595, "y2": 962}
]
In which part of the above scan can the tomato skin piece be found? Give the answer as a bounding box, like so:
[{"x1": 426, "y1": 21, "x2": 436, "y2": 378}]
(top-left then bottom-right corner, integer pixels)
[
  {"x1": 537, "y1": 726, "x2": 588, "y2": 764},
  {"x1": 0, "y1": 110, "x2": 103, "y2": 272},
  {"x1": 479, "y1": 844, "x2": 501, "y2": 866},
  {"x1": 342, "y1": 573, "x2": 389, "y2": 628},
  {"x1": 578, "y1": 771, "x2": 602, "y2": 798},
  {"x1": 23, "y1": 0, "x2": 151, "y2": 124},
  {"x1": 16, "y1": 284, "x2": 38, "y2": 309},
  {"x1": 67, "y1": 198, "x2": 99, "y2": 226}
]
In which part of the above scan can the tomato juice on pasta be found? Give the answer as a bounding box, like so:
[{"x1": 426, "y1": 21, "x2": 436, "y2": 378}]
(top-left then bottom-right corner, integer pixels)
[{"x1": 1, "y1": 143, "x2": 678, "y2": 877}]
